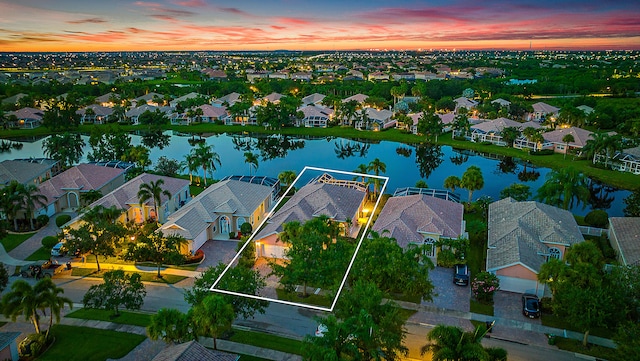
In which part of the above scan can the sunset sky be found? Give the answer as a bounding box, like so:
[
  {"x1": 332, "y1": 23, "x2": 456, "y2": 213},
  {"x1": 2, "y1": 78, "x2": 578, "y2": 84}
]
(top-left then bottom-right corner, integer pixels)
[{"x1": 1, "y1": 0, "x2": 639, "y2": 52}]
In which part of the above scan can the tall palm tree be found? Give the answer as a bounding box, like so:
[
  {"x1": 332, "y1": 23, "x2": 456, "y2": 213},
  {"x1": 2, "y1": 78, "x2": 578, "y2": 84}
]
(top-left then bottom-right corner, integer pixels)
[
  {"x1": 0, "y1": 180, "x2": 22, "y2": 231},
  {"x1": 190, "y1": 142, "x2": 221, "y2": 187},
  {"x1": 20, "y1": 183, "x2": 48, "y2": 230},
  {"x1": 536, "y1": 167, "x2": 590, "y2": 210},
  {"x1": 583, "y1": 132, "x2": 622, "y2": 167},
  {"x1": 562, "y1": 133, "x2": 575, "y2": 159},
  {"x1": 460, "y1": 165, "x2": 484, "y2": 203},
  {"x1": 184, "y1": 153, "x2": 199, "y2": 185},
  {"x1": 278, "y1": 170, "x2": 297, "y2": 195},
  {"x1": 244, "y1": 152, "x2": 259, "y2": 176},
  {"x1": 36, "y1": 278, "x2": 73, "y2": 339},
  {"x1": 444, "y1": 175, "x2": 461, "y2": 193},
  {"x1": 353, "y1": 163, "x2": 369, "y2": 183},
  {"x1": 138, "y1": 179, "x2": 172, "y2": 222},
  {"x1": 367, "y1": 158, "x2": 386, "y2": 196}
]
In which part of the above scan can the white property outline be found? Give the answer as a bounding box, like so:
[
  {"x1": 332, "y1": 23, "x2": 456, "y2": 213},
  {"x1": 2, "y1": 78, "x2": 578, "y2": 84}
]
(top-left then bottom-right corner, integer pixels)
[{"x1": 209, "y1": 165, "x2": 389, "y2": 312}]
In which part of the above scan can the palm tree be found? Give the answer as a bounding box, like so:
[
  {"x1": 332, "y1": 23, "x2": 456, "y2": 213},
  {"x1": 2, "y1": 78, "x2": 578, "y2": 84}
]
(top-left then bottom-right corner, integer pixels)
[
  {"x1": 2, "y1": 280, "x2": 42, "y2": 334},
  {"x1": 583, "y1": 132, "x2": 622, "y2": 167},
  {"x1": 138, "y1": 179, "x2": 172, "y2": 222},
  {"x1": 367, "y1": 158, "x2": 386, "y2": 196},
  {"x1": 451, "y1": 114, "x2": 471, "y2": 138},
  {"x1": 190, "y1": 295, "x2": 234, "y2": 350},
  {"x1": 189, "y1": 143, "x2": 221, "y2": 187},
  {"x1": 536, "y1": 167, "x2": 590, "y2": 210},
  {"x1": 278, "y1": 170, "x2": 297, "y2": 195},
  {"x1": 443, "y1": 175, "x2": 461, "y2": 193},
  {"x1": 0, "y1": 180, "x2": 23, "y2": 231},
  {"x1": 244, "y1": 152, "x2": 259, "y2": 176},
  {"x1": 562, "y1": 133, "x2": 575, "y2": 159},
  {"x1": 353, "y1": 163, "x2": 369, "y2": 183},
  {"x1": 80, "y1": 189, "x2": 103, "y2": 207},
  {"x1": 36, "y1": 278, "x2": 73, "y2": 339},
  {"x1": 20, "y1": 183, "x2": 48, "y2": 230},
  {"x1": 184, "y1": 153, "x2": 199, "y2": 185},
  {"x1": 421, "y1": 324, "x2": 504, "y2": 361},
  {"x1": 460, "y1": 165, "x2": 484, "y2": 203}
]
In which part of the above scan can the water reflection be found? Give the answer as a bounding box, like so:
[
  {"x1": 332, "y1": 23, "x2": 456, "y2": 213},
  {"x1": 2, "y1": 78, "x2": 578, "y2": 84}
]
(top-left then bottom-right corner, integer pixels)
[
  {"x1": 450, "y1": 149, "x2": 469, "y2": 166},
  {"x1": 334, "y1": 140, "x2": 371, "y2": 159},
  {"x1": 588, "y1": 179, "x2": 616, "y2": 210},
  {"x1": 255, "y1": 134, "x2": 305, "y2": 161},
  {"x1": 517, "y1": 162, "x2": 541, "y2": 182},
  {"x1": 140, "y1": 130, "x2": 171, "y2": 150},
  {"x1": 395, "y1": 146, "x2": 412, "y2": 158},
  {"x1": 231, "y1": 136, "x2": 257, "y2": 152},
  {"x1": 496, "y1": 157, "x2": 518, "y2": 175},
  {"x1": 415, "y1": 142, "x2": 444, "y2": 179}
]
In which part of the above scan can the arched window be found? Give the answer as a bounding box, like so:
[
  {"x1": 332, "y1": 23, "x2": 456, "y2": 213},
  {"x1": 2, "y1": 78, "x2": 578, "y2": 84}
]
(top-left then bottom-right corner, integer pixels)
[
  {"x1": 423, "y1": 237, "x2": 437, "y2": 258},
  {"x1": 549, "y1": 247, "x2": 562, "y2": 260}
]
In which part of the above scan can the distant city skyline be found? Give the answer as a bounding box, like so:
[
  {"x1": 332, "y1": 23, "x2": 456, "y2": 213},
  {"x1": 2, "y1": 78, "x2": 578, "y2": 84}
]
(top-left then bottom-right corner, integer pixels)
[{"x1": 1, "y1": 0, "x2": 639, "y2": 52}]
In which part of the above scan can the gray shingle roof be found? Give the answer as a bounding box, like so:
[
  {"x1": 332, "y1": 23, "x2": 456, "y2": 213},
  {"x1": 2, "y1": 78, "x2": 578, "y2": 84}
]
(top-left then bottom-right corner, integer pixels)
[
  {"x1": 0, "y1": 159, "x2": 52, "y2": 185},
  {"x1": 372, "y1": 194, "x2": 464, "y2": 248},
  {"x1": 256, "y1": 182, "x2": 366, "y2": 239},
  {"x1": 88, "y1": 173, "x2": 189, "y2": 209},
  {"x1": 151, "y1": 341, "x2": 238, "y2": 361},
  {"x1": 160, "y1": 179, "x2": 272, "y2": 239},
  {"x1": 487, "y1": 197, "x2": 584, "y2": 273},
  {"x1": 609, "y1": 217, "x2": 640, "y2": 266}
]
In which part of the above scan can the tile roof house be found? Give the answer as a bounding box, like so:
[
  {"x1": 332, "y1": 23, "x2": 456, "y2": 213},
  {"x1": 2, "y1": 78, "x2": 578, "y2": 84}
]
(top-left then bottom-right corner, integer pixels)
[
  {"x1": 254, "y1": 175, "x2": 367, "y2": 259},
  {"x1": 256, "y1": 92, "x2": 284, "y2": 105},
  {"x1": 608, "y1": 217, "x2": 640, "y2": 266},
  {"x1": 132, "y1": 92, "x2": 165, "y2": 107},
  {"x1": 608, "y1": 145, "x2": 640, "y2": 175},
  {"x1": 169, "y1": 92, "x2": 207, "y2": 108},
  {"x1": 342, "y1": 93, "x2": 369, "y2": 104},
  {"x1": 491, "y1": 98, "x2": 511, "y2": 107},
  {"x1": 94, "y1": 92, "x2": 120, "y2": 107},
  {"x1": 77, "y1": 104, "x2": 113, "y2": 124},
  {"x1": 542, "y1": 126, "x2": 593, "y2": 155},
  {"x1": 298, "y1": 105, "x2": 334, "y2": 128},
  {"x1": 159, "y1": 179, "x2": 274, "y2": 253},
  {"x1": 213, "y1": 92, "x2": 242, "y2": 107},
  {"x1": 6, "y1": 107, "x2": 43, "y2": 129},
  {"x1": 358, "y1": 108, "x2": 395, "y2": 131},
  {"x1": 528, "y1": 102, "x2": 560, "y2": 122},
  {"x1": 66, "y1": 173, "x2": 190, "y2": 229},
  {"x1": 371, "y1": 194, "x2": 465, "y2": 261},
  {"x1": 36, "y1": 164, "x2": 126, "y2": 217},
  {"x1": 487, "y1": 197, "x2": 584, "y2": 296},
  {"x1": 469, "y1": 117, "x2": 523, "y2": 145},
  {"x1": 126, "y1": 104, "x2": 172, "y2": 125},
  {"x1": 151, "y1": 341, "x2": 238, "y2": 361},
  {"x1": 0, "y1": 159, "x2": 58, "y2": 187},
  {"x1": 454, "y1": 97, "x2": 478, "y2": 112},
  {"x1": 301, "y1": 93, "x2": 326, "y2": 106}
]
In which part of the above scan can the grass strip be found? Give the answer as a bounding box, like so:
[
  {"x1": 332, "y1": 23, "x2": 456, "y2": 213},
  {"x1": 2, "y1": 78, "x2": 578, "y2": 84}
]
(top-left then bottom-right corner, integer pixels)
[
  {"x1": 470, "y1": 299, "x2": 494, "y2": 316},
  {"x1": 0, "y1": 232, "x2": 35, "y2": 252},
  {"x1": 275, "y1": 288, "x2": 332, "y2": 307},
  {"x1": 26, "y1": 246, "x2": 52, "y2": 261},
  {"x1": 65, "y1": 308, "x2": 152, "y2": 327},
  {"x1": 37, "y1": 324, "x2": 146, "y2": 361},
  {"x1": 553, "y1": 337, "x2": 614, "y2": 359},
  {"x1": 227, "y1": 328, "x2": 304, "y2": 355},
  {"x1": 71, "y1": 267, "x2": 187, "y2": 284}
]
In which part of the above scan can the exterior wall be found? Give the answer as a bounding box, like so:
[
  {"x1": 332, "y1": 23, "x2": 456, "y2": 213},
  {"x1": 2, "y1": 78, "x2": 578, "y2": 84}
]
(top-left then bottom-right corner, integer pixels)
[
  {"x1": 190, "y1": 229, "x2": 209, "y2": 253},
  {"x1": 0, "y1": 342, "x2": 18, "y2": 361},
  {"x1": 256, "y1": 234, "x2": 285, "y2": 259},
  {"x1": 496, "y1": 264, "x2": 537, "y2": 280}
]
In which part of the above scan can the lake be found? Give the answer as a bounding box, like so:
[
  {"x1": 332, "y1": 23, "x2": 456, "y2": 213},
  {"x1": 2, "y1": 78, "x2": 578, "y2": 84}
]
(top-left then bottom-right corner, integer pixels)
[{"x1": 1, "y1": 131, "x2": 631, "y2": 217}]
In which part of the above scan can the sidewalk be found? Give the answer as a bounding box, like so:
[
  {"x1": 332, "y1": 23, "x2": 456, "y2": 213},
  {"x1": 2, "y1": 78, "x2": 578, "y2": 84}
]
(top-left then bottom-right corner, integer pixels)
[
  {"x1": 0, "y1": 312, "x2": 302, "y2": 361},
  {"x1": 68, "y1": 261, "x2": 201, "y2": 278},
  {"x1": 394, "y1": 300, "x2": 616, "y2": 349}
]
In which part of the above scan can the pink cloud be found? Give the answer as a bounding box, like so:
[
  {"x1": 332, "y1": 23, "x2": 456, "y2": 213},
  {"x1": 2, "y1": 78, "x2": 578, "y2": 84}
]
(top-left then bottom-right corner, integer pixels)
[
  {"x1": 66, "y1": 17, "x2": 108, "y2": 25},
  {"x1": 170, "y1": 0, "x2": 207, "y2": 7}
]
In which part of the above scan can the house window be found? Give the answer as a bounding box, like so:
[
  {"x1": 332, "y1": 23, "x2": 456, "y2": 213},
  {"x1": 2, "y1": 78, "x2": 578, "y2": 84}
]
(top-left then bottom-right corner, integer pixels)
[
  {"x1": 549, "y1": 247, "x2": 562, "y2": 260},
  {"x1": 423, "y1": 237, "x2": 436, "y2": 258}
]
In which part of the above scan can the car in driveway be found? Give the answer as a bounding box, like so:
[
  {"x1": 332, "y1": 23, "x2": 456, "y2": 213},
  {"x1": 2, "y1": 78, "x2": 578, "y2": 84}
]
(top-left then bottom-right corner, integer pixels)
[
  {"x1": 522, "y1": 293, "x2": 541, "y2": 318},
  {"x1": 453, "y1": 264, "x2": 469, "y2": 286},
  {"x1": 50, "y1": 242, "x2": 67, "y2": 257}
]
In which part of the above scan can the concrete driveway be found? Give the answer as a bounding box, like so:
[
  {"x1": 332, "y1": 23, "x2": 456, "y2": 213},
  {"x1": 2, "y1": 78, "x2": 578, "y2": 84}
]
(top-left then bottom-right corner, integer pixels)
[
  {"x1": 422, "y1": 266, "x2": 471, "y2": 312},
  {"x1": 195, "y1": 239, "x2": 242, "y2": 272},
  {"x1": 493, "y1": 291, "x2": 542, "y2": 325}
]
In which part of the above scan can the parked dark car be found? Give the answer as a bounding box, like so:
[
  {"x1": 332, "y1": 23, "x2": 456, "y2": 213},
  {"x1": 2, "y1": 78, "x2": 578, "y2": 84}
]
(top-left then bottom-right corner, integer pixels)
[
  {"x1": 522, "y1": 293, "x2": 541, "y2": 318},
  {"x1": 453, "y1": 264, "x2": 469, "y2": 286}
]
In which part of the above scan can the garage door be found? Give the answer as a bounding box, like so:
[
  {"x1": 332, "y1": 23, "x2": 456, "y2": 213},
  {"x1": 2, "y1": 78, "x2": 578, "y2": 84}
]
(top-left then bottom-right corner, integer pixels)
[{"x1": 498, "y1": 276, "x2": 545, "y2": 297}]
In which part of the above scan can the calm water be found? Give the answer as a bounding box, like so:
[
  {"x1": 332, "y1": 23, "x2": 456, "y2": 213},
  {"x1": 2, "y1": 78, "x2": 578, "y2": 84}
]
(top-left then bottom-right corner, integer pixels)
[{"x1": 2, "y1": 132, "x2": 631, "y2": 217}]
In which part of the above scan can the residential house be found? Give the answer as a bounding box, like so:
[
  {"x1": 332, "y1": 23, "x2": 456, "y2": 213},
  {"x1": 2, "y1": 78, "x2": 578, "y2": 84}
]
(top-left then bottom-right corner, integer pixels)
[
  {"x1": 0, "y1": 159, "x2": 59, "y2": 188},
  {"x1": 486, "y1": 197, "x2": 584, "y2": 296},
  {"x1": 36, "y1": 164, "x2": 126, "y2": 217},
  {"x1": 268, "y1": 71, "x2": 289, "y2": 80},
  {"x1": 66, "y1": 173, "x2": 189, "y2": 228},
  {"x1": 542, "y1": 126, "x2": 593, "y2": 155},
  {"x1": 132, "y1": 92, "x2": 165, "y2": 107},
  {"x1": 213, "y1": 92, "x2": 242, "y2": 107},
  {"x1": 454, "y1": 97, "x2": 478, "y2": 112},
  {"x1": 201, "y1": 68, "x2": 228, "y2": 81},
  {"x1": 528, "y1": 102, "x2": 560, "y2": 122},
  {"x1": 159, "y1": 178, "x2": 275, "y2": 253},
  {"x1": 576, "y1": 105, "x2": 595, "y2": 116},
  {"x1": 301, "y1": 93, "x2": 326, "y2": 106},
  {"x1": 605, "y1": 146, "x2": 640, "y2": 174},
  {"x1": 608, "y1": 217, "x2": 640, "y2": 266},
  {"x1": 6, "y1": 107, "x2": 43, "y2": 129},
  {"x1": 94, "y1": 92, "x2": 120, "y2": 107},
  {"x1": 256, "y1": 92, "x2": 284, "y2": 105},
  {"x1": 1, "y1": 93, "x2": 28, "y2": 106},
  {"x1": 469, "y1": 117, "x2": 523, "y2": 145},
  {"x1": 358, "y1": 108, "x2": 394, "y2": 131},
  {"x1": 169, "y1": 92, "x2": 206, "y2": 108},
  {"x1": 342, "y1": 93, "x2": 369, "y2": 105},
  {"x1": 367, "y1": 72, "x2": 390, "y2": 81},
  {"x1": 77, "y1": 104, "x2": 113, "y2": 124},
  {"x1": 246, "y1": 70, "x2": 270, "y2": 82},
  {"x1": 0, "y1": 332, "x2": 20, "y2": 361},
  {"x1": 371, "y1": 194, "x2": 465, "y2": 262},
  {"x1": 151, "y1": 340, "x2": 238, "y2": 361},
  {"x1": 491, "y1": 98, "x2": 511, "y2": 107},
  {"x1": 298, "y1": 105, "x2": 334, "y2": 128},
  {"x1": 126, "y1": 104, "x2": 172, "y2": 125},
  {"x1": 254, "y1": 174, "x2": 367, "y2": 259},
  {"x1": 291, "y1": 72, "x2": 312, "y2": 81}
]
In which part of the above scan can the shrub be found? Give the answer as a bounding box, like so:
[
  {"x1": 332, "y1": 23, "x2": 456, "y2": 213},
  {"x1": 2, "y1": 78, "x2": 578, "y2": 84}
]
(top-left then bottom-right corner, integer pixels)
[
  {"x1": 36, "y1": 214, "x2": 49, "y2": 227},
  {"x1": 240, "y1": 222, "x2": 253, "y2": 235},
  {"x1": 185, "y1": 249, "x2": 204, "y2": 264},
  {"x1": 55, "y1": 214, "x2": 71, "y2": 227},
  {"x1": 19, "y1": 333, "x2": 47, "y2": 357},
  {"x1": 471, "y1": 271, "x2": 500, "y2": 303},
  {"x1": 530, "y1": 149, "x2": 554, "y2": 156},
  {"x1": 229, "y1": 232, "x2": 236, "y2": 239},
  {"x1": 42, "y1": 235, "x2": 59, "y2": 249},
  {"x1": 437, "y1": 248, "x2": 457, "y2": 268},
  {"x1": 584, "y1": 210, "x2": 609, "y2": 228}
]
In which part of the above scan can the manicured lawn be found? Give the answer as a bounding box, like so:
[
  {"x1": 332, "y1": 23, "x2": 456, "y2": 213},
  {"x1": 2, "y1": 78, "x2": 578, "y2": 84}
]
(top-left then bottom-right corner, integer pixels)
[
  {"x1": 275, "y1": 288, "x2": 332, "y2": 308},
  {"x1": 71, "y1": 268, "x2": 187, "y2": 284},
  {"x1": 470, "y1": 299, "x2": 494, "y2": 316},
  {"x1": 37, "y1": 325, "x2": 146, "y2": 361},
  {"x1": 227, "y1": 328, "x2": 304, "y2": 355},
  {"x1": 464, "y1": 211, "x2": 488, "y2": 276},
  {"x1": 554, "y1": 336, "x2": 614, "y2": 360},
  {"x1": 65, "y1": 308, "x2": 152, "y2": 327},
  {"x1": 0, "y1": 232, "x2": 35, "y2": 252},
  {"x1": 26, "y1": 246, "x2": 52, "y2": 261}
]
